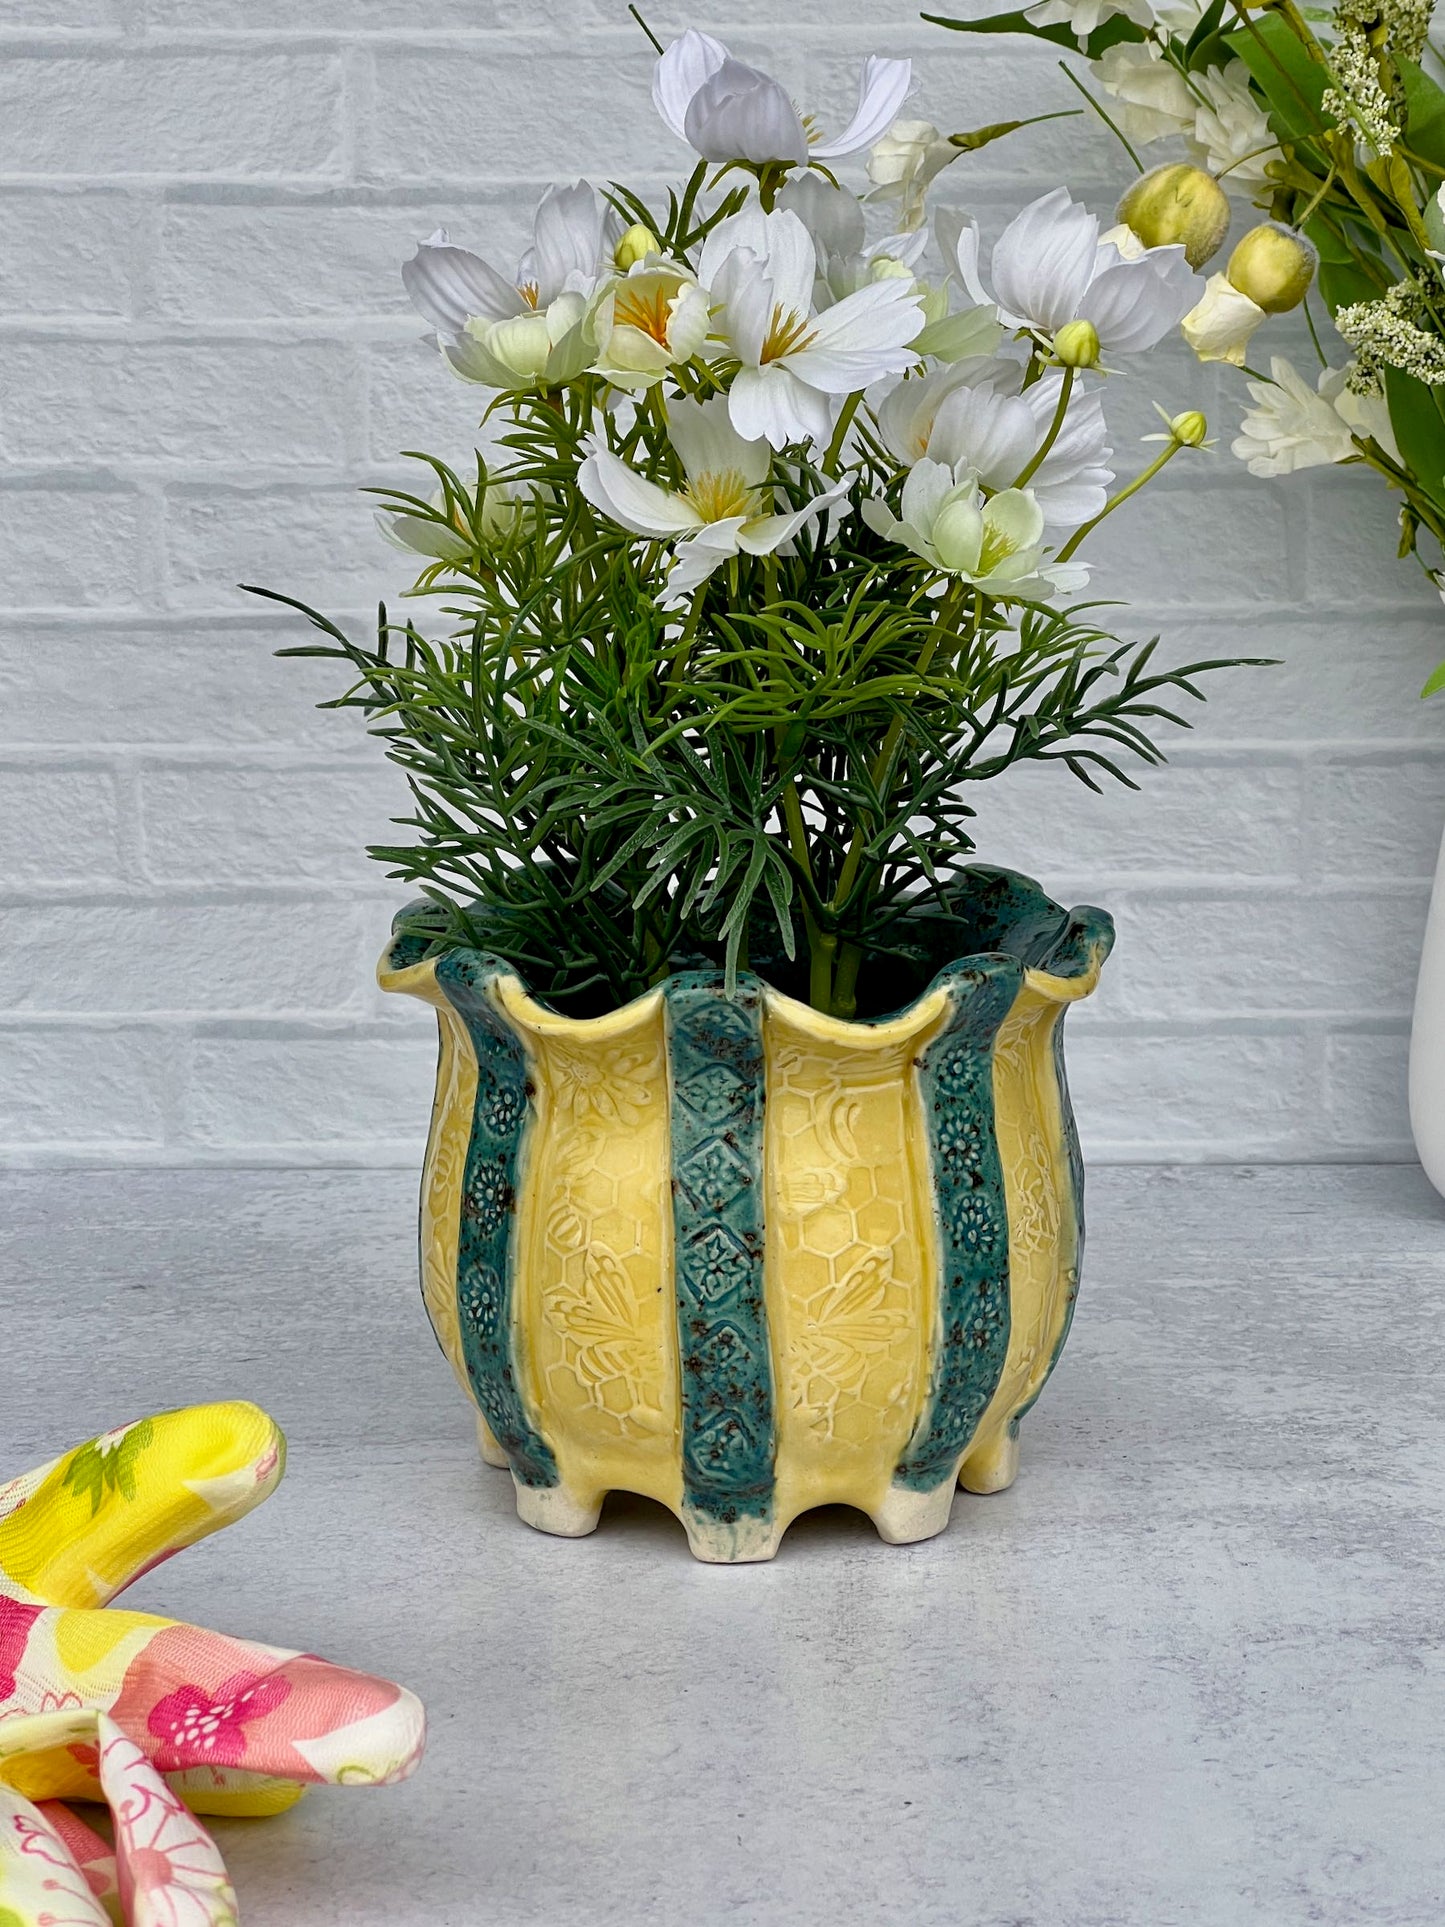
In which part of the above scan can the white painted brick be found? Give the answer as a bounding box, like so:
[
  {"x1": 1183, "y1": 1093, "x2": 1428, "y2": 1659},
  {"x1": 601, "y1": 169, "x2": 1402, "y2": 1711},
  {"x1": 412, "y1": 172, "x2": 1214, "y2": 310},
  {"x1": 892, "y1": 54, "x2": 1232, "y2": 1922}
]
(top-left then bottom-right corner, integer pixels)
[
  {"x1": 1322, "y1": 1028, "x2": 1411, "y2": 1149},
  {"x1": 1299, "y1": 469, "x2": 1440, "y2": 612},
  {"x1": 0, "y1": 902, "x2": 370, "y2": 1015},
  {"x1": 968, "y1": 759, "x2": 1301, "y2": 886},
  {"x1": 152, "y1": 199, "x2": 535, "y2": 320},
  {"x1": 1065, "y1": 1025, "x2": 1316, "y2": 1155},
  {"x1": 140, "y1": 760, "x2": 408, "y2": 885},
  {"x1": 0, "y1": 627, "x2": 356, "y2": 749},
  {"x1": 361, "y1": 43, "x2": 695, "y2": 182},
  {"x1": 1100, "y1": 889, "x2": 1430, "y2": 1022},
  {"x1": 185, "y1": 1031, "x2": 433, "y2": 1148},
  {"x1": 0, "y1": 192, "x2": 137, "y2": 316},
  {"x1": 0, "y1": 764, "x2": 123, "y2": 883},
  {"x1": 3, "y1": 0, "x2": 118, "y2": 23},
  {"x1": 0, "y1": 53, "x2": 345, "y2": 180},
  {"x1": 1, "y1": 341, "x2": 355, "y2": 470},
  {"x1": 0, "y1": 1027, "x2": 168, "y2": 1146},
  {"x1": 365, "y1": 338, "x2": 492, "y2": 469},
  {"x1": 0, "y1": 483, "x2": 152, "y2": 609},
  {"x1": 163, "y1": 485, "x2": 409, "y2": 613},
  {"x1": 138, "y1": 0, "x2": 590, "y2": 25},
  {"x1": 1310, "y1": 757, "x2": 1445, "y2": 883},
  {"x1": 1145, "y1": 617, "x2": 1445, "y2": 744},
  {"x1": 1080, "y1": 479, "x2": 1290, "y2": 611}
]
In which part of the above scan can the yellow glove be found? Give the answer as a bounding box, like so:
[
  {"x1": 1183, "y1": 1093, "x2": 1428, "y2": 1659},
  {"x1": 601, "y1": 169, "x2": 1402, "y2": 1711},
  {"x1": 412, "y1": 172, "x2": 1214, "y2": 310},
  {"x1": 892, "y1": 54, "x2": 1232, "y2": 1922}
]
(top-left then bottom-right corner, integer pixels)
[{"x1": 0, "y1": 1401, "x2": 425, "y2": 1925}]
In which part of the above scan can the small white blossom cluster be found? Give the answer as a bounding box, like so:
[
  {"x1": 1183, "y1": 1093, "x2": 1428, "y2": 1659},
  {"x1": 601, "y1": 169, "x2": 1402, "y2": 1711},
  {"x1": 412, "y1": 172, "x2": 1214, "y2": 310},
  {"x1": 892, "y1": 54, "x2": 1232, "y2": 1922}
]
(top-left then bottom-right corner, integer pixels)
[
  {"x1": 1335, "y1": 279, "x2": 1445, "y2": 389},
  {"x1": 393, "y1": 28, "x2": 1208, "y2": 612},
  {"x1": 1322, "y1": 29, "x2": 1403, "y2": 155}
]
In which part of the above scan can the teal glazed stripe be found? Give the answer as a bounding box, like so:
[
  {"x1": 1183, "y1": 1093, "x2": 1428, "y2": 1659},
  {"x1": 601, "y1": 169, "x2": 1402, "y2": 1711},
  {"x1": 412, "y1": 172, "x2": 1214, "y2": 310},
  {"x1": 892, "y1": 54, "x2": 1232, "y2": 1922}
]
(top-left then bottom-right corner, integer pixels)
[
  {"x1": 892, "y1": 957, "x2": 1023, "y2": 1494},
  {"x1": 434, "y1": 952, "x2": 559, "y2": 1490},
  {"x1": 664, "y1": 972, "x2": 775, "y2": 1528}
]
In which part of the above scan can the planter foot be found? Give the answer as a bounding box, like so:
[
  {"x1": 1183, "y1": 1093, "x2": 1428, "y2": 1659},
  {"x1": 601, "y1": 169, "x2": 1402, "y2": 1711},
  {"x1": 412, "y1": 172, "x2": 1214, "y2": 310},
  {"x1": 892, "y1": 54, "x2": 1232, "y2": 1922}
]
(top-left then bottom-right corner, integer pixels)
[
  {"x1": 682, "y1": 1507, "x2": 782, "y2": 1564},
  {"x1": 513, "y1": 1477, "x2": 602, "y2": 1539},
  {"x1": 959, "y1": 1429, "x2": 1020, "y2": 1495},
  {"x1": 873, "y1": 1479, "x2": 957, "y2": 1545},
  {"x1": 475, "y1": 1413, "x2": 509, "y2": 1469}
]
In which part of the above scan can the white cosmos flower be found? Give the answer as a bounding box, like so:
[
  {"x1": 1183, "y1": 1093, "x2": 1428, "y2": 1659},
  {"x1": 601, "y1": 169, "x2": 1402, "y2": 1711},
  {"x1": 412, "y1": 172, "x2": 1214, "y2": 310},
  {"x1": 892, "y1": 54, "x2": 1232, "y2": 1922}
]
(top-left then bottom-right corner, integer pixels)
[
  {"x1": 653, "y1": 29, "x2": 911, "y2": 166},
  {"x1": 378, "y1": 479, "x2": 526, "y2": 562},
  {"x1": 877, "y1": 361, "x2": 1112, "y2": 523},
  {"x1": 1094, "y1": 41, "x2": 1195, "y2": 145},
  {"x1": 403, "y1": 183, "x2": 617, "y2": 391},
  {"x1": 696, "y1": 206, "x2": 924, "y2": 450},
  {"x1": 863, "y1": 462, "x2": 1087, "y2": 597},
  {"x1": 578, "y1": 395, "x2": 849, "y2": 607},
  {"x1": 1188, "y1": 60, "x2": 1281, "y2": 188},
  {"x1": 587, "y1": 258, "x2": 712, "y2": 391},
  {"x1": 865, "y1": 119, "x2": 960, "y2": 231},
  {"x1": 776, "y1": 173, "x2": 936, "y2": 313},
  {"x1": 1025, "y1": 0, "x2": 1155, "y2": 45},
  {"x1": 942, "y1": 188, "x2": 1200, "y2": 355},
  {"x1": 1181, "y1": 271, "x2": 1266, "y2": 364}
]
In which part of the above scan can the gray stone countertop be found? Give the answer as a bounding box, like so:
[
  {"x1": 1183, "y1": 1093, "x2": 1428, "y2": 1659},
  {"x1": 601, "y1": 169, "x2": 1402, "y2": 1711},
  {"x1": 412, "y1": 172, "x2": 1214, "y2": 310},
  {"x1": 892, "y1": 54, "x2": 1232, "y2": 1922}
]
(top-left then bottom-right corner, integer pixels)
[{"x1": 2, "y1": 1164, "x2": 1441, "y2": 1927}]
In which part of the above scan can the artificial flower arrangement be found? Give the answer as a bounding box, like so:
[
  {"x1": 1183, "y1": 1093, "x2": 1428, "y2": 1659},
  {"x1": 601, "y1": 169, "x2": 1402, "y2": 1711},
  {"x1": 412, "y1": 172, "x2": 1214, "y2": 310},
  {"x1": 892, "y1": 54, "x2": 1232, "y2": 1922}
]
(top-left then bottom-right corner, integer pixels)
[
  {"x1": 930, "y1": 0, "x2": 1445, "y2": 692},
  {"x1": 248, "y1": 25, "x2": 1265, "y2": 1561},
  {"x1": 255, "y1": 22, "x2": 1250, "y2": 1020}
]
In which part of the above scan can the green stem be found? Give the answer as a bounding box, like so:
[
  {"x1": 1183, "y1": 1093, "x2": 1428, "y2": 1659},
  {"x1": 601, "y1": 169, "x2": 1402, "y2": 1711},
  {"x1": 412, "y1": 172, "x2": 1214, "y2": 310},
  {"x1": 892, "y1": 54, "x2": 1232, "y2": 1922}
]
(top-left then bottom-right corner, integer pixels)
[
  {"x1": 822, "y1": 393, "x2": 863, "y2": 476},
  {"x1": 1012, "y1": 364, "x2": 1075, "y2": 490},
  {"x1": 1055, "y1": 440, "x2": 1184, "y2": 563}
]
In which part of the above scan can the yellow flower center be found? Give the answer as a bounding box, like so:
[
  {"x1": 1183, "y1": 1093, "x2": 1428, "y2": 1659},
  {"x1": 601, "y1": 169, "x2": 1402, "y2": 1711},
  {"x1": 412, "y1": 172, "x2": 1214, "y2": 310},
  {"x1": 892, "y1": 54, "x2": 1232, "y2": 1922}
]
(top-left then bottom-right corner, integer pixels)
[
  {"x1": 517, "y1": 281, "x2": 541, "y2": 309},
  {"x1": 683, "y1": 468, "x2": 756, "y2": 523},
  {"x1": 978, "y1": 521, "x2": 1021, "y2": 574},
  {"x1": 613, "y1": 281, "x2": 675, "y2": 347},
  {"x1": 760, "y1": 303, "x2": 817, "y2": 364}
]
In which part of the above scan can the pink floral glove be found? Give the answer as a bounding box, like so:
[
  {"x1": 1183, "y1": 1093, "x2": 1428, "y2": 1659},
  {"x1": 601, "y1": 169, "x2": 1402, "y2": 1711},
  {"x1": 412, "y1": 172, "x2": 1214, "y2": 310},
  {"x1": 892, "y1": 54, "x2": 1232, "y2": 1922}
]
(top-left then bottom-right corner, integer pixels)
[{"x1": 0, "y1": 1401, "x2": 425, "y2": 1924}]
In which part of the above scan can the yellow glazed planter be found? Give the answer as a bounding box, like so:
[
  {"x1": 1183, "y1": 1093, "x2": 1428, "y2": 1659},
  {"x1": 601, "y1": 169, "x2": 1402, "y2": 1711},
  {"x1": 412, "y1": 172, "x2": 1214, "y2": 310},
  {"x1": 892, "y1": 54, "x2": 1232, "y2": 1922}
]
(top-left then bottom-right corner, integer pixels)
[{"x1": 379, "y1": 866, "x2": 1113, "y2": 1564}]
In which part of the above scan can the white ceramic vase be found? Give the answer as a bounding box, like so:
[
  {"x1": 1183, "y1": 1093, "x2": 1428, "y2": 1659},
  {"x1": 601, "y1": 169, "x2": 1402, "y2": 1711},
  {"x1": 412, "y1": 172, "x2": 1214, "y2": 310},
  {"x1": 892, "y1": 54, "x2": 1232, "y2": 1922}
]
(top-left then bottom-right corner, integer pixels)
[{"x1": 1409, "y1": 825, "x2": 1445, "y2": 1195}]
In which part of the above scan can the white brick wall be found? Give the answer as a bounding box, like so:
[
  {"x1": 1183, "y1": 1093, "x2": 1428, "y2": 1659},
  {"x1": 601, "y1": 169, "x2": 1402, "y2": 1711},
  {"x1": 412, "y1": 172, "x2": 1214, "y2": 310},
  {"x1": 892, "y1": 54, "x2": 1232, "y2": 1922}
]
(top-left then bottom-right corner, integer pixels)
[{"x1": 2, "y1": 0, "x2": 1441, "y2": 1166}]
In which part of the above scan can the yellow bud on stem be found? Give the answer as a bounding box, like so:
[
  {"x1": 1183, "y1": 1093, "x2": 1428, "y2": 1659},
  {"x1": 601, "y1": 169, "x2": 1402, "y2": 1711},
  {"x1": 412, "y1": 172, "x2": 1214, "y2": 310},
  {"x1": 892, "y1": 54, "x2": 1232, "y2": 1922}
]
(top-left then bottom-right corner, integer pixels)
[
  {"x1": 1226, "y1": 222, "x2": 1316, "y2": 314},
  {"x1": 1116, "y1": 163, "x2": 1232, "y2": 270},
  {"x1": 1054, "y1": 318, "x2": 1101, "y2": 368},
  {"x1": 1169, "y1": 410, "x2": 1208, "y2": 447},
  {"x1": 614, "y1": 223, "x2": 661, "y2": 271}
]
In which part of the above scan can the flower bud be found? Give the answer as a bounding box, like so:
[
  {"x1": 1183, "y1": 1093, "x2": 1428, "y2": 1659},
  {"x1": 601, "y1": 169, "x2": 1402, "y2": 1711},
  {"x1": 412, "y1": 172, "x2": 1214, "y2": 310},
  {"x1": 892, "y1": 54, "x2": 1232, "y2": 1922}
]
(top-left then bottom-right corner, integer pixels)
[
  {"x1": 1169, "y1": 409, "x2": 1208, "y2": 447},
  {"x1": 1116, "y1": 163, "x2": 1232, "y2": 270},
  {"x1": 1054, "y1": 318, "x2": 1101, "y2": 368},
  {"x1": 1226, "y1": 222, "x2": 1316, "y2": 314},
  {"x1": 614, "y1": 222, "x2": 660, "y2": 271}
]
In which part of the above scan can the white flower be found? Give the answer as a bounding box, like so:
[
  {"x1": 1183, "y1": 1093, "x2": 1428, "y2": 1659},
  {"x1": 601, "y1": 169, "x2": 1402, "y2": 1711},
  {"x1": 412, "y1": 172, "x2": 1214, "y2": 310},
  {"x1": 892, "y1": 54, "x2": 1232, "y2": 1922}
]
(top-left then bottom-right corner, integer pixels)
[
  {"x1": 1324, "y1": 366, "x2": 1399, "y2": 460},
  {"x1": 865, "y1": 119, "x2": 960, "y2": 231},
  {"x1": 877, "y1": 361, "x2": 1112, "y2": 523},
  {"x1": 378, "y1": 480, "x2": 526, "y2": 562},
  {"x1": 403, "y1": 183, "x2": 616, "y2": 391},
  {"x1": 1231, "y1": 357, "x2": 1357, "y2": 475},
  {"x1": 1188, "y1": 60, "x2": 1281, "y2": 187},
  {"x1": 942, "y1": 187, "x2": 1200, "y2": 354},
  {"x1": 864, "y1": 462, "x2": 1087, "y2": 596},
  {"x1": 653, "y1": 29, "x2": 911, "y2": 167},
  {"x1": 1025, "y1": 0, "x2": 1155, "y2": 44},
  {"x1": 697, "y1": 206, "x2": 923, "y2": 450},
  {"x1": 1181, "y1": 270, "x2": 1266, "y2": 364},
  {"x1": 1094, "y1": 41, "x2": 1195, "y2": 145},
  {"x1": 578, "y1": 395, "x2": 848, "y2": 607},
  {"x1": 1231, "y1": 356, "x2": 1400, "y2": 475},
  {"x1": 588, "y1": 258, "x2": 711, "y2": 391}
]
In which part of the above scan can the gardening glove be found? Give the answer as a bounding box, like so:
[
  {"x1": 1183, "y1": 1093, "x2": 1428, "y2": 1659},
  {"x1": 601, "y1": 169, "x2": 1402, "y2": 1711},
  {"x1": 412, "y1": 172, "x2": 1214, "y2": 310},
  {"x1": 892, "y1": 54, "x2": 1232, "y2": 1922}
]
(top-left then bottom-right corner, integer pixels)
[{"x1": 0, "y1": 1401, "x2": 425, "y2": 1925}]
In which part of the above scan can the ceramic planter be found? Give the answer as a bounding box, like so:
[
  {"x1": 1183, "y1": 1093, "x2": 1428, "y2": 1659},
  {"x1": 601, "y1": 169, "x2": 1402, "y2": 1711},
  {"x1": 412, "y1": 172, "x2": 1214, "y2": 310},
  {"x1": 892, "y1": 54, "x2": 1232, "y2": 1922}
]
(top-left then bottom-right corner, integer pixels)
[{"x1": 379, "y1": 867, "x2": 1113, "y2": 1563}]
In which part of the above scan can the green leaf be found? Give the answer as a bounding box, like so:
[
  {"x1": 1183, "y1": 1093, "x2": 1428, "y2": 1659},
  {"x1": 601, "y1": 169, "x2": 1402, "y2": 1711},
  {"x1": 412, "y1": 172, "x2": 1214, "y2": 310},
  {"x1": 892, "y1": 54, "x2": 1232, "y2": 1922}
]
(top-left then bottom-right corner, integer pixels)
[
  {"x1": 1225, "y1": 13, "x2": 1329, "y2": 144},
  {"x1": 1384, "y1": 366, "x2": 1445, "y2": 517},
  {"x1": 921, "y1": 6, "x2": 1146, "y2": 60},
  {"x1": 1422, "y1": 659, "x2": 1445, "y2": 698},
  {"x1": 1402, "y1": 61, "x2": 1445, "y2": 170}
]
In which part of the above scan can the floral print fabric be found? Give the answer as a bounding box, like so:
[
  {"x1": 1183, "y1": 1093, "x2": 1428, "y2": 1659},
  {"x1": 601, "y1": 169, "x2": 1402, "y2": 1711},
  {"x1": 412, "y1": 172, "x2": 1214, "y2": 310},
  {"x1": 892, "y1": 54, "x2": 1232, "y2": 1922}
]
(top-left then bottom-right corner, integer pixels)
[{"x1": 0, "y1": 1401, "x2": 425, "y2": 1924}]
